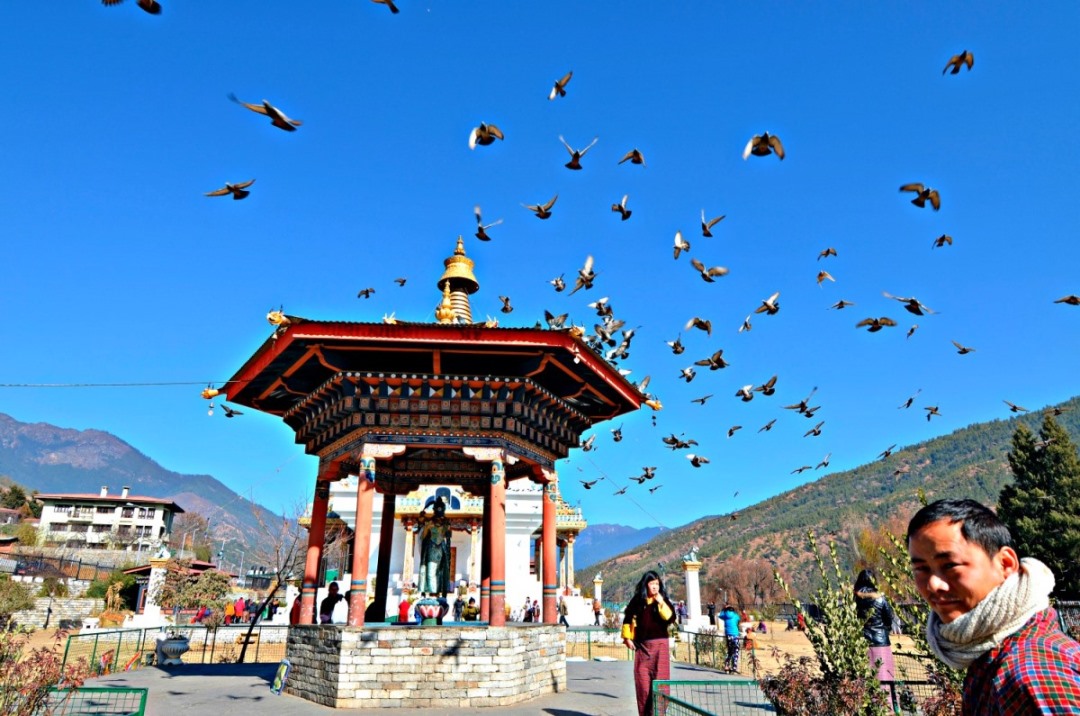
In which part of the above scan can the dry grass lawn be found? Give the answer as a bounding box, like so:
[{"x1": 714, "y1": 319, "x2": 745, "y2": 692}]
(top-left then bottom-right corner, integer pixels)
[{"x1": 744, "y1": 620, "x2": 918, "y2": 674}]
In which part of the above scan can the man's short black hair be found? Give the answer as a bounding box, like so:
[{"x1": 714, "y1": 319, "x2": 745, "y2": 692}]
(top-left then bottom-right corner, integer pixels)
[{"x1": 907, "y1": 498, "x2": 1014, "y2": 557}]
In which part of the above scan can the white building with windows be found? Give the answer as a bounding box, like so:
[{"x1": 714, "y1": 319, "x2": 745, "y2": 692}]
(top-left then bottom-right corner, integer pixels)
[{"x1": 36, "y1": 486, "x2": 184, "y2": 550}]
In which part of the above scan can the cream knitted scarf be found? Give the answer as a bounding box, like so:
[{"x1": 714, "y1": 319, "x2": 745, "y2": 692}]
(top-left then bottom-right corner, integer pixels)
[{"x1": 926, "y1": 557, "x2": 1055, "y2": 669}]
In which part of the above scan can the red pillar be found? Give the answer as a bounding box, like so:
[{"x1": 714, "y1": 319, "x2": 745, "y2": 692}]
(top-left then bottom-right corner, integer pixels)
[
  {"x1": 480, "y1": 490, "x2": 491, "y2": 622},
  {"x1": 347, "y1": 474, "x2": 376, "y2": 627},
  {"x1": 368, "y1": 493, "x2": 396, "y2": 622},
  {"x1": 542, "y1": 479, "x2": 558, "y2": 624},
  {"x1": 300, "y1": 476, "x2": 332, "y2": 625},
  {"x1": 488, "y1": 466, "x2": 507, "y2": 626}
]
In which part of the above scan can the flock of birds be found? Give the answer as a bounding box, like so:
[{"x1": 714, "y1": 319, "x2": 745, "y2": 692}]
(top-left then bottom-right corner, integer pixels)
[
  {"x1": 107, "y1": 1, "x2": 1077, "y2": 509},
  {"x1": 445, "y1": 47, "x2": 1076, "y2": 501}
]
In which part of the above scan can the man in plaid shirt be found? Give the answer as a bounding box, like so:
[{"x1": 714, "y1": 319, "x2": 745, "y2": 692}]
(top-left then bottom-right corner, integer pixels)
[{"x1": 908, "y1": 499, "x2": 1080, "y2": 715}]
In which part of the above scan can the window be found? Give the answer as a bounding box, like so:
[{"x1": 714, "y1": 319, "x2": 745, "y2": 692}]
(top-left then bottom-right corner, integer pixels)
[
  {"x1": 92, "y1": 524, "x2": 111, "y2": 533},
  {"x1": 69, "y1": 523, "x2": 89, "y2": 534},
  {"x1": 97, "y1": 506, "x2": 113, "y2": 514},
  {"x1": 121, "y1": 507, "x2": 134, "y2": 519},
  {"x1": 137, "y1": 507, "x2": 156, "y2": 520},
  {"x1": 135, "y1": 525, "x2": 152, "y2": 537},
  {"x1": 117, "y1": 525, "x2": 132, "y2": 536},
  {"x1": 54, "y1": 505, "x2": 72, "y2": 515}
]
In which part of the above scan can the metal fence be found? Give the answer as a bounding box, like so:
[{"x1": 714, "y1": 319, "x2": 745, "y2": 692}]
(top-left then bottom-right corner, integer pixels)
[
  {"x1": 653, "y1": 678, "x2": 939, "y2": 716},
  {"x1": 652, "y1": 650, "x2": 942, "y2": 715},
  {"x1": 4, "y1": 552, "x2": 116, "y2": 583},
  {"x1": 42, "y1": 687, "x2": 148, "y2": 716},
  {"x1": 564, "y1": 627, "x2": 632, "y2": 661},
  {"x1": 653, "y1": 679, "x2": 773, "y2": 715},
  {"x1": 565, "y1": 628, "x2": 755, "y2": 672},
  {"x1": 62, "y1": 625, "x2": 289, "y2": 672},
  {"x1": 1057, "y1": 601, "x2": 1080, "y2": 639},
  {"x1": 675, "y1": 631, "x2": 762, "y2": 677}
]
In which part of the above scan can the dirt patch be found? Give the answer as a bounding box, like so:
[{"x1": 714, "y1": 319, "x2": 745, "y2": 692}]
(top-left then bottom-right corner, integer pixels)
[
  {"x1": 682, "y1": 620, "x2": 920, "y2": 676},
  {"x1": 14, "y1": 627, "x2": 73, "y2": 662}
]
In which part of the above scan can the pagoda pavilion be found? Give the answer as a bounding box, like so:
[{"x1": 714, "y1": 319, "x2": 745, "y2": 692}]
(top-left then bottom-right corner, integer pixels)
[{"x1": 215, "y1": 238, "x2": 645, "y2": 631}]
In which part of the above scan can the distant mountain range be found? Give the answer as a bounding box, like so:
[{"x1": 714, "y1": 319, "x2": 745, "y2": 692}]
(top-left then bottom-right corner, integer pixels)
[
  {"x1": 572, "y1": 523, "x2": 666, "y2": 570},
  {"x1": 7, "y1": 397, "x2": 1078, "y2": 603},
  {"x1": 0, "y1": 413, "x2": 281, "y2": 558},
  {"x1": 578, "y1": 396, "x2": 1080, "y2": 604},
  {"x1": 0, "y1": 413, "x2": 666, "y2": 572}
]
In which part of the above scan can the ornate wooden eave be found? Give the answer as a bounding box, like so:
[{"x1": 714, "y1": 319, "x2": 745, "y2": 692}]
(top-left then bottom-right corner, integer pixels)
[{"x1": 222, "y1": 321, "x2": 643, "y2": 423}]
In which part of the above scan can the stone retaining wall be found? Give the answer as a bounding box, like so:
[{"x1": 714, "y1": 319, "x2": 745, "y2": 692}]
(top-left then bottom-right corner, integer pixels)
[
  {"x1": 14, "y1": 597, "x2": 104, "y2": 629},
  {"x1": 285, "y1": 624, "x2": 566, "y2": 709}
]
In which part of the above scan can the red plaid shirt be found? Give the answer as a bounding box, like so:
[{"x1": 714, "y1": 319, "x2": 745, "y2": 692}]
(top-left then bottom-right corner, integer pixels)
[{"x1": 962, "y1": 608, "x2": 1080, "y2": 715}]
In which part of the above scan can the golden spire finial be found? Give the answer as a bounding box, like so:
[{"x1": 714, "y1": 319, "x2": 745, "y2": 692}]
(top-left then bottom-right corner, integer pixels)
[
  {"x1": 436, "y1": 236, "x2": 479, "y2": 323},
  {"x1": 435, "y1": 281, "x2": 456, "y2": 324}
]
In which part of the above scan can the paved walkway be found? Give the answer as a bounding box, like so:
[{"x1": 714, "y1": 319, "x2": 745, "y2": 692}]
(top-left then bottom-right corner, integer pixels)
[{"x1": 88, "y1": 659, "x2": 751, "y2": 715}]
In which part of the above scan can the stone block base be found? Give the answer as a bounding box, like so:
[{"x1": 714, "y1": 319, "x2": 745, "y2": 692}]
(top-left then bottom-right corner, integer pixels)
[{"x1": 284, "y1": 624, "x2": 566, "y2": 709}]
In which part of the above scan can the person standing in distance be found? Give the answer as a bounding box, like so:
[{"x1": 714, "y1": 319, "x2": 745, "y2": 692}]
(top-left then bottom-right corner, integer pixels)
[
  {"x1": 622, "y1": 570, "x2": 677, "y2": 716},
  {"x1": 854, "y1": 568, "x2": 897, "y2": 684},
  {"x1": 907, "y1": 498, "x2": 1080, "y2": 714},
  {"x1": 718, "y1": 603, "x2": 742, "y2": 673}
]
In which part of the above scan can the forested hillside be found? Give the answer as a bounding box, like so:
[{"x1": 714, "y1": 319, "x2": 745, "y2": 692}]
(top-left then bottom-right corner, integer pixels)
[{"x1": 581, "y1": 397, "x2": 1080, "y2": 604}]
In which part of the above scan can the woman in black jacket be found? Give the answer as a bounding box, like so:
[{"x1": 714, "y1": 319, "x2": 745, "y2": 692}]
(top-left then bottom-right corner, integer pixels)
[
  {"x1": 622, "y1": 570, "x2": 677, "y2": 716},
  {"x1": 854, "y1": 568, "x2": 897, "y2": 683}
]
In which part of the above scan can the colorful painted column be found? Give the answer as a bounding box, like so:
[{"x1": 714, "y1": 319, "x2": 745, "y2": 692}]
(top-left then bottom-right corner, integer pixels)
[
  {"x1": 300, "y1": 474, "x2": 332, "y2": 625},
  {"x1": 480, "y1": 491, "x2": 491, "y2": 622},
  {"x1": 347, "y1": 471, "x2": 375, "y2": 627},
  {"x1": 488, "y1": 456, "x2": 507, "y2": 626},
  {"x1": 348, "y1": 445, "x2": 404, "y2": 627},
  {"x1": 541, "y1": 470, "x2": 558, "y2": 624},
  {"x1": 463, "y1": 447, "x2": 516, "y2": 625}
]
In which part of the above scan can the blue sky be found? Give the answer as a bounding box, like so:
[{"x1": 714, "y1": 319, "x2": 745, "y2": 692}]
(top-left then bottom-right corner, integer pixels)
[{"x1": 2, "y1": 2, "x2": 1078, "y2": 532}]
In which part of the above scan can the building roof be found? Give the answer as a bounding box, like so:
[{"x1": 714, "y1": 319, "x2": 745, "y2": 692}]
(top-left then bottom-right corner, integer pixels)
[
  {"x1": 36, "y1": 493, "x2": 185, "y2": 513},
  {"x1": 221, "y1": 320, "x2": 644, "y2": 422}
]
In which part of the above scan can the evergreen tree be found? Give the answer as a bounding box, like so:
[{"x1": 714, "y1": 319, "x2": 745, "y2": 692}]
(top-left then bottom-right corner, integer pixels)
[
  {"x1": 999, "y1": 414, "x2": 1080, "y2": 598},
  {"x1": 0, "y1": 485, "x2": 27, "y2": 510}
]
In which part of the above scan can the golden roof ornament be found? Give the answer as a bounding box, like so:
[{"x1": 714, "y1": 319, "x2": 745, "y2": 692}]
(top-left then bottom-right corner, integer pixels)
[
  {"x1": 435, "y1": 236, "x2": 479, "y2": 323},
  {"x1": 438, "y1": 236, "x2": 479, "y2": 294},
  {"x1": 434, "y1": 281, "x2": 457, "y2": 324}
]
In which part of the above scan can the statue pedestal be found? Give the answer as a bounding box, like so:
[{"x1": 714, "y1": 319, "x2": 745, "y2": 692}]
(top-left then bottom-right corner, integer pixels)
[{"x1": 285, "y1": 624, "x2": 566, "y2": 708}]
